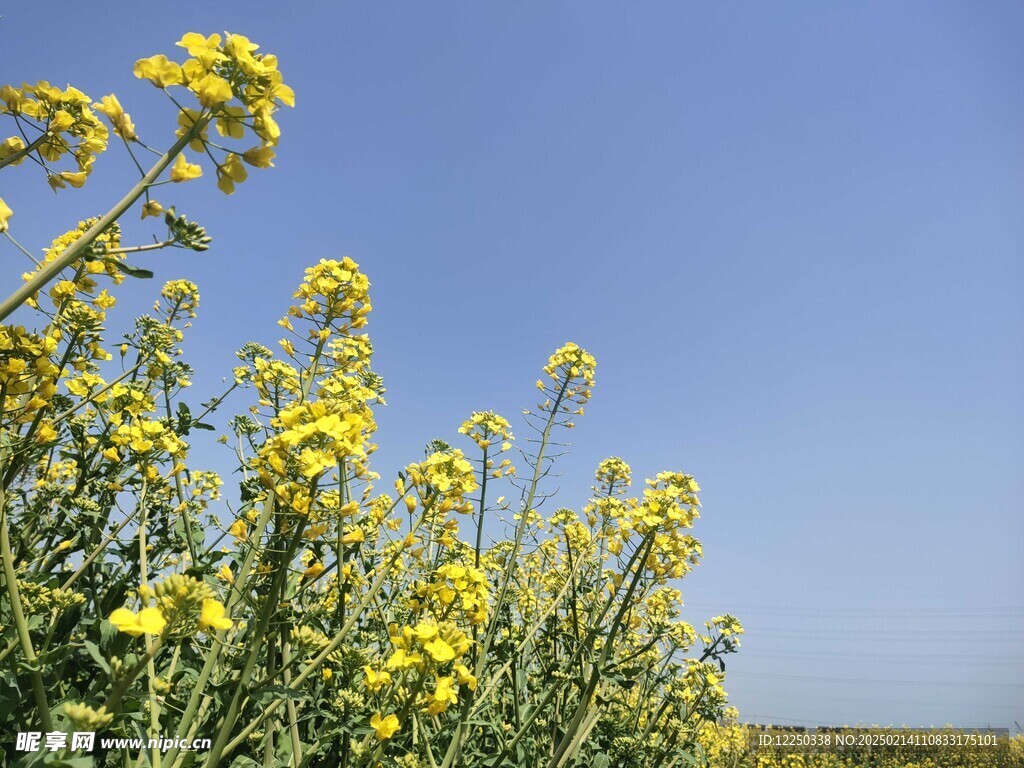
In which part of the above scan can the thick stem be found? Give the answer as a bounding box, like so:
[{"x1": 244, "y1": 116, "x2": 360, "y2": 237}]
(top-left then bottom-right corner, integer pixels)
[
  {"x1": 281, "y1": 639, "x2": 303, "y2": 767},
  {"x1": 0, "y1": 474, "x2": 53, "y2": 731},
  {"x1": 137, "y1": 480, "x2": 162, "y2": 768}
]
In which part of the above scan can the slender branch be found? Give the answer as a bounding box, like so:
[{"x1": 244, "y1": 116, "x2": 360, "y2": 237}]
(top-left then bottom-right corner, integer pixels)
[{"x1": 0, "y1": 468, "x2": 54, "y2": 732}]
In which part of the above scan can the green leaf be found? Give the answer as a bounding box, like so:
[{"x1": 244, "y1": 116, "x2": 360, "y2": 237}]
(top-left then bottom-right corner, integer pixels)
[
  {"x1": 83, "y1": 639, "x2": 111, "y2": 674},
  {"x1": 108, "y1": 260, "x2": 154, "y2": 279},
  {"x1": 250, "y1": 684, "x2": 312, "y2": 703}
]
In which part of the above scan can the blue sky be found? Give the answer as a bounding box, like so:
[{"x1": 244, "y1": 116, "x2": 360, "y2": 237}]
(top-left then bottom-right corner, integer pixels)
[{"x1": 2, "y1": 1, "x2": 1022, "y2": 729}]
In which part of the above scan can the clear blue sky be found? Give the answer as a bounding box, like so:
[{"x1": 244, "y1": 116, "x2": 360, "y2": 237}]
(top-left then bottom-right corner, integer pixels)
[{"x1": 3, "y1": 0, "x2": 1022, "y2": 729}]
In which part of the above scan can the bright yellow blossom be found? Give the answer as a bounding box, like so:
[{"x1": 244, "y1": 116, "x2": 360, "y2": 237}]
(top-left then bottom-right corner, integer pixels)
[
  {"x1": 197, "y1": 599, "x2": 232, "y2": 632},
  {"x1": 424, "y1": 676, "x2": 458, "y2": 716},
  {"x1": 109, "y1": 606, "x2": 167, "y2": 637},
  {"x1": 133, "y1": 54, "x2": 184, "y2": 87},
  {"x1": 363, "y1": 666, "x2": 392, "y2": 692},
  {"x1": 242, "y1": 146, "x2": 275, "y2": 168},
  {"x1": 93, "y1": 94, "x2": 136, "y2": 141},
  {"x1": 191, "y1": 72, "x2": 233, "y2": 107},
  {"x1": 228, "y1": 519, "x2": 248, "y2": 541},
  {"x1": 170, "y1": 153, "x2": 202, "y2": 182},
  {"x1": 370, "y1": 712, "x2": 400, "y2": 741}
]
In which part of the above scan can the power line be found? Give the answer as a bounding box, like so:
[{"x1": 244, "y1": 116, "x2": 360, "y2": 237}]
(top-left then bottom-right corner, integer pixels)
[
  {"x1": 738, "y1": 649, "x2": 1024, "y2": 662},
  {"x1": 732, "y1": 671, "x2": 1023, "y2": 688},
  {"x1": 745, "y1": 629, "x2": 1019, "y2": 639},
  {"x1": 740, "y1": 713, "x2": 1020, "y2": 728},
  {"x1": 682, "y1": 603, "x2": 1024, "y2": 618}
]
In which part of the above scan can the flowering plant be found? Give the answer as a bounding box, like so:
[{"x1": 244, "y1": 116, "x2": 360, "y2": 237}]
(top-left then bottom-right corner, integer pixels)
[{"x1": 0, "y1": 33, "x2": 740, "y2": 768}]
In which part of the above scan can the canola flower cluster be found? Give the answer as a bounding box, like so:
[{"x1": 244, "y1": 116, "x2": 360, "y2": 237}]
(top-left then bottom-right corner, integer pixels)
[
  {"x1": 136, "y1": 32, "x2": 293, "y2": 194},
  {"x1": 109, "y1": 574, "x2": 232, "y2": 638},
  {"x1": 0, "y1": 30, "x2": 292, "y2": 236},
  {"x1": 0, "y1": 80, "x2": 109, "y2": 191}
]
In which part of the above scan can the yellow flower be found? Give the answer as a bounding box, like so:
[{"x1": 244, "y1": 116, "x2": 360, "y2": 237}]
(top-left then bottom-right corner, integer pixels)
[
  {"x1": 0, "y1": 136, "x2": 26, "y2": 166},
  {"x1": 424, "y1": 676, "x2": 458, "y2": 716},
  {"x1": 215, "y1": 106, "x2": 247, "y2": 139},
  {"x1": 49, "y1": 110, "x2": 75, "y2": 132},
  {"x1": 35, "y1": 423, "x2": 58, "y2": 443},
  {"x1": 93, "y1": 94, "x2": 137, "y2": 141},
  {"x1": 412, "y1": 622, "x2": 438, "y2": 642},
  {"x1": 405, "y1": 449, "x2": 478, "y2": 507},
  {"x1": 141, "y1": 200, "x2": 163, "y2": 219},
  {"x1": 217, "y1": 564, "x2": 235, "y2": 584},
  {"x1": 176, "y1": 32, "x2": 225, "y2": 70},
  {"x1": 191, "y1": 73, "x2": 233, "y2": 107},
  {"x1": 170, "y1": 153, "x2": 202, "y2": 183},
  {"x1": 297, "y1": 447, "x2": 334, "y2": 479},
  {"x1": 454, "y1": 663, "x2": 477, "y2": 690},
  {"x1": 543, "y1": 342, "x2": 597, "y2": 405},
  {"x1": 242, "y1": 146, "x2": 275, "y2": 168},
  {"x1": 176, "y1": 108, "x2": 208, "y2": 151},
  {"x1": 109, "y1": 606, "x2": 166, "y2": 637},
  {"x1": 0, "y1": 197, "x2": 10, "y2": 232},
  {"x1": 370, "y1": 712, "x2": 400, "y2": 741},
  {"x1": 459, "y1": 411, "x2": 514, "y2": 450},
  {"x1": 59, "y1": 171, "x2": 89, "y2": 188},
  {"x1": 133, "y1": 55, "x2": 184, "y2": 87},
  {"x1": 363, "y1": 666, "x2": 392, "y2": 692},
  {"x1": 423, "y1": 637, "x2": 456, "y2": 663},
  {"x1": 228, "y1": 519, "x2": 248, "y2": 541},
  {"x1": 216, "y1": 153, "x2": 248, "y2": 195},
  {"x1": 197, "y1": 598, "x2": 232, "y2": 632},
  {"x1": 385, "y1": 648, "x2": 422, "y2": 671},
  {"x1": 341, "y1": 527, "x2": 364, "y2": 546},
  {"x1": 252, "y1": 107, "x2": 281, "y2": 145},
  {"x1": 302, "y1": 562, "x2": 325, "y2": 580}
]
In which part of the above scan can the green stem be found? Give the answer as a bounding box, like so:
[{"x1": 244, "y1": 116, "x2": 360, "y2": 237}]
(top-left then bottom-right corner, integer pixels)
[
  {"x1": 103, "y1": 633, "x2": 167, "y2": 712},
  {"x1": 281, "y1": 639, "x2": 303, "y2": 767},
  {"x1": 137, "y1": 479, "x2": 162, "y2": 768},
  {"x1": 473, "y1": 446, "x2": 489, "y2": 569},
  {"x1": 106, "y1": 240, "x2": 175, "y2": 255},
  {"x1": 484, "y1": 532, "x2": 654, "y2": 768},
  {"x1": 475, "y1": 377, "x2": 570, "y2": 678},
  {"x1": 547, "y1": 534, "x2": 656, "y2": 768},
  {"x1": 216, "y1": 502, "x2": 431, "y2": 760},
  {"x1": 0, "y1": 470, "x2": 54, "y2": 731},
  {"x1": 202, "y1": 516, "x2": 308, "y2": 767},
  {"x1": 163, "y1": 494, "x2": 279, "y2": 768}
]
